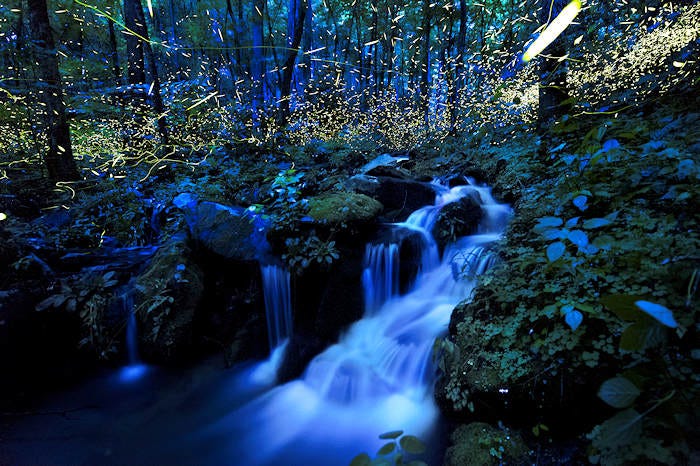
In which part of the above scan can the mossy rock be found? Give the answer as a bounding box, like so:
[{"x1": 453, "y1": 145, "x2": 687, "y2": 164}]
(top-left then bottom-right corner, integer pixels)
[
  {"x1": 135, "y1": 234, "x2": 205, "y2": 362},
  {"x1": 444, "y1": 422, "x2": 529, "y2": 466},
  {"x1": 307, "y1": 192, "x2": 382, "y2": 225}
]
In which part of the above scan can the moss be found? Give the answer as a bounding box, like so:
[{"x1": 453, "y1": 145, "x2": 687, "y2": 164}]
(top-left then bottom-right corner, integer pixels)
[
  {"x1": 307, "y1": 191, "x2": 382, "y2": 225},
  {"x1": 444, "y1": 422, "x2": 529, "y2": 466}
]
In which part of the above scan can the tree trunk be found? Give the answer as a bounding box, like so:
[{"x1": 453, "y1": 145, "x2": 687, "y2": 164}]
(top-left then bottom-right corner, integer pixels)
[
  {"x1": 537, "y1": 0, "x2": 571, "y2": 134},
  {"x1": 420, "y1": 0, "x2": 432, "y2": 124},
  {"x1": 124, "y1": 0, "x2": 146, "y2": 85},
  {"x1": 251, "y1": 0, "x2": 266, "y2": 130},
  {"x1": 108, "y1": 17, "x2": 122, "y2": 85},
  {"x1": 26, "y1": 0, "x2": 79, "y2": 181},
  {"x1": 279, "y1": 0, "x2": 307, "y2": 124}
]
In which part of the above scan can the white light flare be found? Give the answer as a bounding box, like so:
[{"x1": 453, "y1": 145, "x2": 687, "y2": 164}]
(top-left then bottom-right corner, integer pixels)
[{"x1": 523, "y1": 0, "x2": 582, "y2": 62}]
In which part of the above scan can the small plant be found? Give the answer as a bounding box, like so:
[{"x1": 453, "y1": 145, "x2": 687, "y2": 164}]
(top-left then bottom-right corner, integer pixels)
[
  {"x1": 350, "y1": 431, "x2": 427, "y2": 466},
  {"x1": 282, "y1": 235, "x2": 339, "y2": 273}
]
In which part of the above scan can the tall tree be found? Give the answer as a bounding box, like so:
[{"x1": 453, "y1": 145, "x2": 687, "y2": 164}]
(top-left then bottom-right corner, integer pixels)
[
  {"x1": 251, "y1": 0, "x2": 266, "y2": 130},
  {"x1": 420, "y1": 0, "x2": 433, "y2": 123},
  {"x1": 26, "y1": 0, "x2": 79, "y2": 181},
  {"x1": 124, "y1": 0, "x2": 146, "y2": 84},
  {"x1": 279, "y1": 0, "x2": 307, "y2": 123},
  {"x1": 123, "y1": 0, "x2": 168, "y2": 144}
]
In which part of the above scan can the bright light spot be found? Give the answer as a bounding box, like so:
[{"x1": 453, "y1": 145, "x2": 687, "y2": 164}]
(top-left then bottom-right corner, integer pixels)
[
  {"x1": 523, "y1": 0, "x2": 582, "y2": 62},
  {"x1": 0, "y1": 212, "x2": 6, "y2": 221},
  {"x1": 118, "y1": 364, "x2": 149, "y2": 383}
]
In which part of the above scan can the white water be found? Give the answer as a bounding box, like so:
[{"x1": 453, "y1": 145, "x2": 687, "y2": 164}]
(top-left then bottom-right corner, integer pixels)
[
  {"x1": 119, "y1": 288, "x2": 149, "y2": 383},
  {"x1": 260, "y1": 264, "x2": 293, "y2": 352},
  {"x1": 194, "y1": 183, "x2": 511, "y2": 466}
]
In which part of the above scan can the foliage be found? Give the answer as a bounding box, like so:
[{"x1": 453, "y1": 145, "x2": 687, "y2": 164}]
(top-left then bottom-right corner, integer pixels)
[
  {"x1": 350, "y1": 431, "x2": 427, "y2": 466},
  {"x1": 282, "y1": 235, "x2": 339, "y2": 274}
]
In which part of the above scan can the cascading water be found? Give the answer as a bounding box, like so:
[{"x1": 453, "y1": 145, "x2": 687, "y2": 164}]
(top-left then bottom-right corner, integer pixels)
[
  {"x1": 251, "y1": 264, "x2": 293, "y2": 385},
  {"x1": 119, "y1": 286, "x2": 149, "y2": 383},
  {"x1": 190, "y1": 182, "x2": 511, "y2": 466}
]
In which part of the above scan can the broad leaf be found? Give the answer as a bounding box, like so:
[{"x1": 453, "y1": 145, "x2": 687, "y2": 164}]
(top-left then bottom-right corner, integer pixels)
[
  {"x1": 565, "y1": 216, "x2": 580, "y2": 228},
  {"x1": 546, "y1": 241, "x2": 566, "y2": 262},
  {"x1": 349, "y1": 453, "x2": 371, "y2": 466},
  {"x1": 399, "y1": 435, "x2": 426, "y2": 455},
  {"x1": 566, "y1": 229, "x2": 589, "y2": 248},
  {"x1": 635, "y1": 300, "x2": 678, "y2": 328},
  {"x1": 583, "y1": 218, "x2": 612, "y2": 229},
  {"x1": 600, "y1": 294, "x2": 646, "y2": 321},
  {"x1": 592, "y1": 409, "x2": 643, "y2": 450},
  {"x1": 534, "y1": 217, "x2": 563, "y2": 231},
  {"x1": 573, "y1": 195, "x2": 589, "y2": 211},
  {"x1": 377, "y1": 442, "x2": 396, "y2": 455},
  {"x1": 598, "y1": 377, "x2": 640, "y2": 408},
  {"x1": 378, "y1": 430, "x2": 403, "y2": 439},
  {"x1": 565, "y1": 310, "x2": 583, "y2": 331},
  {"x1": 619, "y1": 322, "x2": 651, "y2": 351}
]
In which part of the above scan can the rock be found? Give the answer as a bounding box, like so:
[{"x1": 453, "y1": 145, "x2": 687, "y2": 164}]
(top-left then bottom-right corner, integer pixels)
[
  {"x1": 175, "y1": 194, "x2": 270, "y2": 260},
  {"x1": 135, "y1": 235, "x2": 205, "y2": 362},
  {"x1": 307, "y1": 192, "x2": 383, "y2": 225},
  {"x1": 359, "y1": 153, "x2": 409, "y2": 174},
  {"x1": 432, "y1": 193, "x2": 483, "y2": 252},
  {"x1": 444, "y1": 422, "x2": 529, "y2": 466},
  {"x1": 345, "y1": 174, "x2": 437, "y2": 222}
]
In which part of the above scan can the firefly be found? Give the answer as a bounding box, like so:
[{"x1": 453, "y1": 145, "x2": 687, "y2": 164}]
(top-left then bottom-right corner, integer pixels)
[{"x1": 523, "y1": 0, "x2": 582, "y2": 62}]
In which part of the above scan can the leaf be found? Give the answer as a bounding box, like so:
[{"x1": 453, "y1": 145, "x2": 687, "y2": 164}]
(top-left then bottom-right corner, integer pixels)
[
  {"x1": 601, "y1": 139, "x2": 620, "y2": 153},
  {"x1": 583, "y1": 218, "x2": 612, "y2": 229},
  {"x1": 619, "y1": 321, "x2": 651, "y2": 351},
  {"x1": 573, "y1": 195, "x2": 588, "y2": 211},
  {"x1": 399, "y1": 435, "x2": 426, "y2": 455},
  {"x1": 635, "y1": 301, "x2": 678, "y2": 328},
  {"x1": 349, "y1": 453, "x2": 371, "y2": 466},
  {"x1": 565, "y1": 217, "x2": 580, "y2": 228},
  {"x1": 534, "y1": 216, "x2": 563, "y2": 232},
  {"x1": 592, "y1": 409, "x2": 643, "y2": 450},
  {"x1": 36, "y1": 294, "x2": 68, "y2": 311},
  {"x1": 542, "y1": 229, "x2": 563, "y2": 240},
  {"x1": 565, "y1": 310, "x2": 583, "y2": 331},
  {"x1": 566, "y1": 229, "x2": 589, "y2": 248},
  {"x1": 377, "y1": 442, "x2": 396, "y2": 455},
  {"x1": 378, "y1": 430, "x2": 403, "y2": 439},
  {"x1": 546, "y1": 241, "x2": 566, "y2": 262},
  {"x1": 600, "y1": 294, "x2": 646, "y2": 321},
  {"x1": 598, "y1": 377, "x2": 641, "y2": 408}
]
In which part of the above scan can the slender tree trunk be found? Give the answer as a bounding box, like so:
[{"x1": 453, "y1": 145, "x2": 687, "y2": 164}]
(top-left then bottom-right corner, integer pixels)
[
  {"x1": 168, "y1": 0, "x2": 181, "y2": 79},
  {"x1": 279, "y1": 0, "x2": 307, "y2": 123},
  {"x1": 124, "y1": 0, "x2": 146, "y2": 84},
  {"x1": 251, "y1": 0, "x2": 266, "y2": 130},
  {"x1": 537, "y1": 0, "x2": 571, "y2": 134},
  {"x1": 108, "y1": 17, "x2": 122, "y2": 85},
  {"x1": 26, "y1": 0, "x2": 79, "y2": 181},
  {"x1": 420, "y1": 0, "x2": 432, "y2": 123}
]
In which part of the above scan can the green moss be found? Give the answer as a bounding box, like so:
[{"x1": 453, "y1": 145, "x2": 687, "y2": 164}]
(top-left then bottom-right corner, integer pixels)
[{"x1": 307, "y1": 192, "x2": 382, "y2": 224}]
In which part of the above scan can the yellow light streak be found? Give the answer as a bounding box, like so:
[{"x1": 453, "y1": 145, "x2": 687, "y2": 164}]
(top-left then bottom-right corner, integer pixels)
[{"x1": 523, "y1": 0, "x2": 582, "y2": 62}]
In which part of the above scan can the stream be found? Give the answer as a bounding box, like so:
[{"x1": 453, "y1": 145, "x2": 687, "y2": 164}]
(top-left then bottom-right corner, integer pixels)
[{"x1": 1, "y1": 182, "x2": 510, "y2": 466}]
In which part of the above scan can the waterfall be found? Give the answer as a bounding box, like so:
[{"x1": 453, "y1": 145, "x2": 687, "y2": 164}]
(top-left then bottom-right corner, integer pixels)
[
  {"x1": 119, "y1": 286, "x2": 148, "y2": 383},
  {"x1": 260, "y1": 264, "x2": 293, "y2": 352},
  {"x1": 207, "y1": 182, "x2": 512, "y2": 466},
  {"x1": 362, "y1": 243, "x2": 399, "y2": 314}
]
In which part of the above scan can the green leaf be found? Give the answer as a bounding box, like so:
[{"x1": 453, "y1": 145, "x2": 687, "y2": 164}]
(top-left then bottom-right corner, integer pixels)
[
  {"x1": 399, "y1": 435, "x2": 426, "y2": 455},
  {"x1": 600, "y1": 294, "x2": 646, "y2": 321},
  {"x1": 566, "y1": 229, "x2": 589, "y2": 248},
  {"x1": 378, "y1": 430, "x2": 404, "y2": 440},
  {"x1": 546, "y1": 241, "x2": 566, "y2": 262},
  {"x1": 598, "y1": 377, "x2": 641, "y2": 408},
  {"x1": 592, "y1": 409, "x2": 643, "y2": 449},
  {"x1": 564, "y1": 310, "x2": 583, "y2": 331},
  {"x1": 534, "y1": 217, "x2": 563, "y2": 232},
  {"x1": 349, "y1": 453, "x2": 371, "y2": 466},
  {"x1": 377, "y1": 442, "x2": 396, "y2": 455},
  {"x1": 619, "y1": 321, "x2": 651, "y2": 351},
  {"x1": 583, "y1": 218, "x2": 612, "y2": 229}
]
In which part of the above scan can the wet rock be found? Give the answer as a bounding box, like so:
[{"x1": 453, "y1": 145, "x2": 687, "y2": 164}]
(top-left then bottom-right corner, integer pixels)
[
  {"x1": 135, "y1": 235, "x2": 205, "y2": 362},
  {"x1": 432, "y1": 193, "x2": 483, "y2": 252},
  {"x1": 307, "y1": 192, "x2": 383, "y2": 225},
  {"x1": 345, "y1": 174, "x2": 437, "y2": 222},
  {"x1": 174, "y1": 194, "x2": 270, "y2": 261}
]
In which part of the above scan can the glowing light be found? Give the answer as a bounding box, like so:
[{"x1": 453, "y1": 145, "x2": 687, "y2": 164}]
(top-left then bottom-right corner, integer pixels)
[
  {"x1": 523, "y1": 0, "x2": 582, "y2": 62},
  {"x1": 0, "y1": 212, "x2": 6, "y2": 221}
]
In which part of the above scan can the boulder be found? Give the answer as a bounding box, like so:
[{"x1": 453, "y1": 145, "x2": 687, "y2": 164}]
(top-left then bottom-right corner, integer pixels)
[
  {"x1": 345, "y1": 174, "x2": 437, "y2": 222},
  {"x1": 432, "y1": 193, "x2": 483, "y2": 252},
  {"x1": 174, "y1": 193, "x2": 270, "y2": 260},
  {"x1": 307, "y1": 192, "x2": 383, "y2": 225},
  {"x1": 135, "y1": 235, "x2": 205, "y2": 362}
]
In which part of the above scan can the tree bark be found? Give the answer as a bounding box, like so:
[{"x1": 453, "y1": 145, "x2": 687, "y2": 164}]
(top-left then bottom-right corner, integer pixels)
[
  {"x1": 420, "y1": 0, "x2": 432, "y2": 124},
  {"x1": 251, "y1": 0, "x2": 266, "y2": 130},
  {"x1": 124, "y1": 0, "x2": 146, "y2": 85},
  {"x1": 279, "y1": 0, "x2": 307, "y2": 124},
  {"x1": 26, "y1": 0, "x2": 79, "y2": 181},
  {"x1": 108, "y1": 17, "x2": 122, "y2": 85}
]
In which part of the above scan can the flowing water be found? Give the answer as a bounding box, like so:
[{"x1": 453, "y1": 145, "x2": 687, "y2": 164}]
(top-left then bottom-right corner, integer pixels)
[{"x1": 0, "y1": 183, "x2": 510, "y2": 466}]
